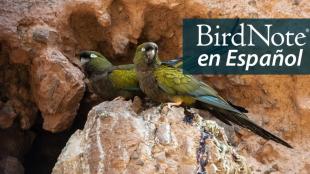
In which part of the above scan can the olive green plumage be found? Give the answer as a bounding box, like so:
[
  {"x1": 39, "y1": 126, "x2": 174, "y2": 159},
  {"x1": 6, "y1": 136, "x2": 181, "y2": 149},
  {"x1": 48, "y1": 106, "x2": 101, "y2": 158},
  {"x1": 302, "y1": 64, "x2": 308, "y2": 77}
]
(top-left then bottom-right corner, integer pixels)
[
  {"x1": 133, "y1": 42, "x2": 292, "y2": 148},
  {"x1": 80, "y1": 51, "x2": 141, "y2": 99},
  {"x1": 80, "y1": 51, "x2": 183, "y2": 100}
]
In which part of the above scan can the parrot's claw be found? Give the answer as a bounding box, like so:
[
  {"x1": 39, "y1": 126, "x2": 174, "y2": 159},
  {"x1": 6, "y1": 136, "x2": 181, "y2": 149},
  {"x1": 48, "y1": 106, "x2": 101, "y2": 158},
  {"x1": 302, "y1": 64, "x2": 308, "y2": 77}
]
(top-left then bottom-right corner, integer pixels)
[
  {"x1": 159, "y1": 102, "x2": 182, "y2": 113},
  {"x1": 166, "y1": 101, "x2": 182, "y2": 110}
]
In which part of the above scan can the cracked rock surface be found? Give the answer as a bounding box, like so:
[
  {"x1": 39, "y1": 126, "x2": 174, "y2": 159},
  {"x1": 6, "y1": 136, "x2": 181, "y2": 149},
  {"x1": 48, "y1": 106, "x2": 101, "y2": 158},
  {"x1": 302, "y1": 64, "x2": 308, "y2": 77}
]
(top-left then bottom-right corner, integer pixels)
[{"x1": 52, "y1": 98, "x2": 250, "y2": 174}]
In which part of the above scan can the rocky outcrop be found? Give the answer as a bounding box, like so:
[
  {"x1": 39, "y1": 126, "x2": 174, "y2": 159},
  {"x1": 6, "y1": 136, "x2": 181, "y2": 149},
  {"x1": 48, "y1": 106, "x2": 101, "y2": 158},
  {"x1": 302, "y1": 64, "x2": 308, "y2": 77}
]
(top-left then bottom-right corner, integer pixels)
[
  {"x1": 52, "y1": 98, "x2": 250, "y2": 174},
  {"x1": 0, "y1": 0, "x2": 86, "y2": 132},
  {"x1": 30, "y1": 48, "x2": 85, "y2": 132}
]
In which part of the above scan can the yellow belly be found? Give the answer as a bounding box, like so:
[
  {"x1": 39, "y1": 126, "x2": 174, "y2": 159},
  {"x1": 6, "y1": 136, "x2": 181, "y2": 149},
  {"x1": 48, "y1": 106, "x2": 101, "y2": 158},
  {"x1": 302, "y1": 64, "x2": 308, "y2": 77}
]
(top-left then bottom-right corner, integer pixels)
[{"x1": 171, "y1": 96, "x2": 196, "y2": 105}]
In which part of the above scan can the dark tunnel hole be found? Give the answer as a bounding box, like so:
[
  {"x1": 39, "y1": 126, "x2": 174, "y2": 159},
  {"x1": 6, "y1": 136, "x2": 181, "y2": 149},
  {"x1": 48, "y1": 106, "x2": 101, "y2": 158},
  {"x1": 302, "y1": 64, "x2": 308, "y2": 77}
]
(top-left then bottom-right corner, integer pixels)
[{"x1": 23, "y1": 93, "x2": 94, "y2": 174}]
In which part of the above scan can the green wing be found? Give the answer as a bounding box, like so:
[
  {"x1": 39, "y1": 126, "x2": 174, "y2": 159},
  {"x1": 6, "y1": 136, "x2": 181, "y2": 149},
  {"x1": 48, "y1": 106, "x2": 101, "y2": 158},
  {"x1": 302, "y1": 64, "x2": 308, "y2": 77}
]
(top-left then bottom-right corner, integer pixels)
[
  {"x1": 154, "y1": 65, "x2": 292, "y2": 148},
  {"x1": 108, "y1": 57, "x2": 183, "y2": 91},
  {"x1": 154, "y1": 65, "x2": 218, "y2": 96},
  {"x1": 154, "y1": 65, "x2": 240, "y2": 113},
  {"x1": 109, "y1": 69, "x2": 139, "y2": 91}
]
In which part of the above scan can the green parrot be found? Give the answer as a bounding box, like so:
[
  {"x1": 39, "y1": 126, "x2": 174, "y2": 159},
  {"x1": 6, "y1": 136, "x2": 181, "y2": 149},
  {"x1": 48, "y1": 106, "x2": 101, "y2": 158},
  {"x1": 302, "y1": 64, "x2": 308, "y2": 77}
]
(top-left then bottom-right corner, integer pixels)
[
  {"x1": 80, "y1": 51, "x2": 141, "y2": 99},
  {"x1": 133, "y1": 42, "x2": 292, "y2": 148},
  {"x1": 79, "y1": 51, "x2": 183, "y2": 100}
]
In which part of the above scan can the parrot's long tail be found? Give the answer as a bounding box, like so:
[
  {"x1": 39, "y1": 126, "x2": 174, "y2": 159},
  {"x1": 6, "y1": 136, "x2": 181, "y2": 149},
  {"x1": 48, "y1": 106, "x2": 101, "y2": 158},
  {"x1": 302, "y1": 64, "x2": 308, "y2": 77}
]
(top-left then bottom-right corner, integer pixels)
[{"x1": 195, "y1": 100, "x2": 293, "y2": 148}]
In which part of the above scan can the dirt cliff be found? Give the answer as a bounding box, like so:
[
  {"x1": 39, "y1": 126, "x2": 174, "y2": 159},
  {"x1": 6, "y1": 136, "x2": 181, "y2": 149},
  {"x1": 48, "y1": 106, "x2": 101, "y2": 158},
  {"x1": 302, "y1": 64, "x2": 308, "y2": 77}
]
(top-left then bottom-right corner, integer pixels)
[{"x1": 0, "y1": 0, "x2": 309, "y2": 173}]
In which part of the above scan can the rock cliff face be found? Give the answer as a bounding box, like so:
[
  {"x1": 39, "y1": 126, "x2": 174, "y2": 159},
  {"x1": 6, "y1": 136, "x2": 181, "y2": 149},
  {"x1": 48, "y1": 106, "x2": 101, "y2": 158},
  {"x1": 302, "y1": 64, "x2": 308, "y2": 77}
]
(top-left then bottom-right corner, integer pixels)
[
  {"x1": 52, "y1": 98, "x2": 250, "y2": 174},
  {"x1": 0, "y1": 0, "x2": 309, "y2": 173}
]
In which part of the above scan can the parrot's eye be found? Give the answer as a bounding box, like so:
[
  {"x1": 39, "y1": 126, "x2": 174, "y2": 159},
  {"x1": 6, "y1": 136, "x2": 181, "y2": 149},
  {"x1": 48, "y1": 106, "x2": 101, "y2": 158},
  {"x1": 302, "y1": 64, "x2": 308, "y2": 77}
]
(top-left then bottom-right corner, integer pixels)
[
  {"x1": 90, "y1": 54, "x2": 98, "y2": 58},
  {"x1": 141, "y1": 47, "x2": 146, "y2": 52}
]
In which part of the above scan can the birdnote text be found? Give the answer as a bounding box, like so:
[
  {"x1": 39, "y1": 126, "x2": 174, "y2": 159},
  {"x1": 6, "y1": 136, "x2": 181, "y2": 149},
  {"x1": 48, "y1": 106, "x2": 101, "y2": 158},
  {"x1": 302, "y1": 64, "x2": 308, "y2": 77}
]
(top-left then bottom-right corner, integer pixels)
[{"x1": 183, "y1": 19, "x2": 310, "y2": 74}]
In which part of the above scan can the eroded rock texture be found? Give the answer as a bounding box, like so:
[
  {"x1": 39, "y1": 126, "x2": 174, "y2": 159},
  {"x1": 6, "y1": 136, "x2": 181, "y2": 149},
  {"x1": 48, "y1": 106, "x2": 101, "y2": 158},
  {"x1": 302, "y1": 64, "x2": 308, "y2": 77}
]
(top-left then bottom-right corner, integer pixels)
[
  {"x1": 52, "y1": 98, "x2": 250, "y2": 174},
  {"x1": 0, "y1": 0, "x2": 309, "y2": 173}
]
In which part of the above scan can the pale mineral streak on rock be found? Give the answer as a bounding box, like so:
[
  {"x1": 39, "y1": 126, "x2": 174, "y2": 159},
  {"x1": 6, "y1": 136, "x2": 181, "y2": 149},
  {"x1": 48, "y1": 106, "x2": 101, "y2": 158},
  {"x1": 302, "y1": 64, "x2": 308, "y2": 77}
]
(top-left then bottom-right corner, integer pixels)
[
  {"x1": 156, "y1": 123, "x2": 172, "y2": 145},
  {"x1": 52, "y1": 98, "x2": 250, "y2": 174}
]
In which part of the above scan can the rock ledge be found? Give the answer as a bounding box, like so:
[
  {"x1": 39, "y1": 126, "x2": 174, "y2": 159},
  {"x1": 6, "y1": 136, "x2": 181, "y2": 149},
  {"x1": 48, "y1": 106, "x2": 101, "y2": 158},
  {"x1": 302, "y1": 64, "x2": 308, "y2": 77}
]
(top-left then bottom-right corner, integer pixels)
[{"x1": 52, "y1": 98, "x2": 250, "y2": 174}]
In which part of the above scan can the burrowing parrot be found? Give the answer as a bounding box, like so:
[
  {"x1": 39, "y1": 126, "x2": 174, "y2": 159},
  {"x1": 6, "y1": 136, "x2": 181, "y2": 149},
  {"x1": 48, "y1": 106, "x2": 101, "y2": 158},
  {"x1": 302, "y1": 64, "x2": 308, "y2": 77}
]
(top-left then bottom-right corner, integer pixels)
[
  {"x1": 79, "y1": 51, "x2": 182, "y2": 100},
  {"x1": 133, "y1": 42, "x2": 292, "y2": 148}
]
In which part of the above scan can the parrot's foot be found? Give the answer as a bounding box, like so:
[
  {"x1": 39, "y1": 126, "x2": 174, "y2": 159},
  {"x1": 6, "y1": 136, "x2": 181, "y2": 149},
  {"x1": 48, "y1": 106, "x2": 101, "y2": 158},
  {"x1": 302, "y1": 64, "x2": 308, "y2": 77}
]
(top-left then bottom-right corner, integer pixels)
[
  {"x1": 166, "y1": 101, "x2": 182, "y2": 109},
  {"x1": 159, "y1": 101, "x2": 182, "y2": 111}
]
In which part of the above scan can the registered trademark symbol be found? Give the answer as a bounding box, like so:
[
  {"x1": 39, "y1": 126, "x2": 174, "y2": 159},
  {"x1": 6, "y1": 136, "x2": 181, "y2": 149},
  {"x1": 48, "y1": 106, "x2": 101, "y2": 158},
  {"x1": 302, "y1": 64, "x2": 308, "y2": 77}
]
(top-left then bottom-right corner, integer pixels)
[{"x1": 306, "y1": 28, "x2": 310, "y2": 32}]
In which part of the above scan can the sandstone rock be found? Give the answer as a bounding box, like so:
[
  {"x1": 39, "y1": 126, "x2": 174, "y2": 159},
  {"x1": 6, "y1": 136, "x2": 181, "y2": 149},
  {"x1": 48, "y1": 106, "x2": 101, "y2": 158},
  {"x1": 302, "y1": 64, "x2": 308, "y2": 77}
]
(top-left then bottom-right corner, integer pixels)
[
  {"x1": 52, "y1": 98, "x2": 250, "y2": 174},
  {"x1": 32, "y1": 26, "x2": 59, "y2": 45},
  {"x1": 30, "y1": 48, "x2": 85, "y2": 132},
  {"x1": 0, "y1": 0, "x2": 88, "y2": 132}
]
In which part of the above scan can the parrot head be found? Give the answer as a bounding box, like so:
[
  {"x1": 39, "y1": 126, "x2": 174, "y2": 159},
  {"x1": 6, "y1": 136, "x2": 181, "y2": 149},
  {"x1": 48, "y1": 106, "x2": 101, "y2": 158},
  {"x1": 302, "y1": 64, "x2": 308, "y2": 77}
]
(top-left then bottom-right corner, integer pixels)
[
  {"x1": 134, "y1": 42, "x2": 160, "y2": 67},
  {"x1": 79, "y1": 51, "x2": 113, "y2": 73}
]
